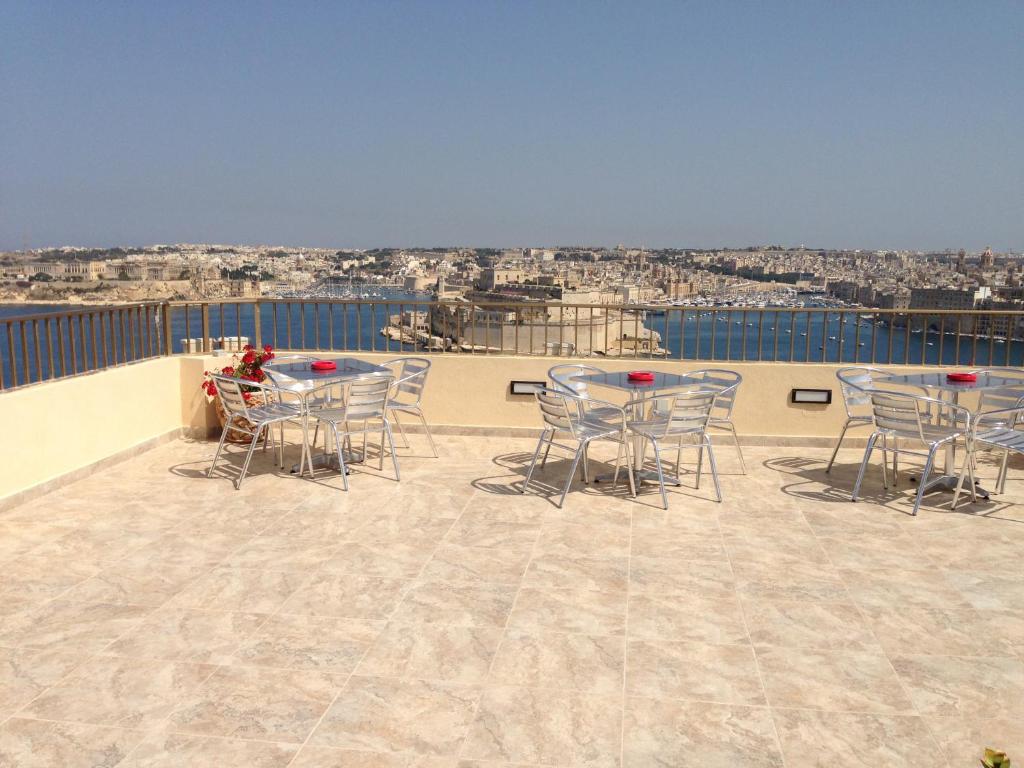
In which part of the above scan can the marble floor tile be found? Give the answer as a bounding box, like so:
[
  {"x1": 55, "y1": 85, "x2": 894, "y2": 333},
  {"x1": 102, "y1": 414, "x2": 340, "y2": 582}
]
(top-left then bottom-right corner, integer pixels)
[
  {"x1": 771, "y1": 710, "x2": 945, "y2": 768},
  {"x1": 420, "y1": 544, "x2": 532, "y2": 584},
  {"x1": 622, "y1": 698, "x2": 784, "y2": 768},
  {"x1": 732, "y1": 559, "x2": 850, "y2": 603},
  {"x1": 22, "y1": 655, "x2": 215, "y2": 728},
  {"x1": 533, "y1": 520, "x2": 630, "y2": 558},
  {"x1": 443, "y1": 518, "x2": 541, "y2": 550},
  {"x1": 59, "y1": 563, "x2": 204, "y2": 608},
  {"x1": 0, "y1": 645, "x2": 87, "y2": 713},
  {"x1": 628, "y1": 592, "x2": 748, "y2": 645},
  {"x1": 626, "y1": 639, "x2": 765, "y2": 705},
  {"x1": 280, "y1": 573, "x2": 410, "y2": 620},
  {"x1": 309, "y1": 676, "x2": 479, "y2": 756},
  {"x1": 629, "y1": 528, "x2": 726, "y2": 561},
  {"x1": 838, "y1": 567, "x2": 973, "y2": 611},
  {"x1": 0, "y1": 555, "x2": 105, "y2": 603},
  {"x1": 0, "y1": 600, "x2": 150, "y2": 653},
  {"x1": 462, "y1": 685, "x2": 621, "y2": 767},
  {"x1": 742, "y1": 600, "x2": 880, "y2": 651},
  {"x1": 627, "y1": 555, "x2": 736, "y2": 598},
  {"x1": 860, "y1": 603, "x2": 1011, "y2": 657},
  {"x1": 172, "y1": 567, "x2": 308, "y2": 614},
  {"x1": 290, "y1": 746, "x2": 458, "y2": 767},
  {"x1": 119, "y1": 731, "x2": 298, "y2": 767},
  {"x1": 508, "y1": 589, "x2": 627, "y2": 636},
  {"x1": 233, "y1": 614, "x2": 382, "y2": 672},
  {"x1": 0, "y1": 717, "x2": 145, "y2": 768},
  {"x1": 322, "y1": 541, "x2": 435, "y2": 579},
  {"x1": 169, "y1": 665, "x2": 346, "y2": 743},
  {"x1": 489, "y1": 629, "x2": 624, "y2": 694},
  {"x1": 523, "y1": 554, "x2": 629, "y2": 593},
  {"x1": 891, "y1": 654, "x2": 1024, "y2": 718},
  {"x1": 118, "y1": 531, "x2": 247, "y2": 568},
  {"x1": 757, "y1": 647, "x2": 916, "y2": 714},
  {"x1": 104, "y1": 607, "x2": 266, "y2": 664},
  {"x1": 356, "y1": 622, "x2": 501, "y2": 684},
  {"x1": 390, "y1": 581, "x2": 517, "y2": 627},
  {"x1": 222, "y1": 536, "x2": 339, "y2": 570}
]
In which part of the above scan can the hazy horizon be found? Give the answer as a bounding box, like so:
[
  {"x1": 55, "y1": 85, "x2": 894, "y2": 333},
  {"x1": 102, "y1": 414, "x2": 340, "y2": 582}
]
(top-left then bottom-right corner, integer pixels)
[{"x1": 2, "y1": 1, "x2": 1021, "y2": 251}]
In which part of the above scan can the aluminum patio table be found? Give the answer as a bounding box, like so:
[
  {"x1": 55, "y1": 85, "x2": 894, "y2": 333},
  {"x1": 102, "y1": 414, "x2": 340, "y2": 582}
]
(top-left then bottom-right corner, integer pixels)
[
  {"x1": 576, "y1": 370, "x2": 700, "y2": 484},
  {"x1": 263, "y1": 356, "x2": 390, "y2": 475},
  {"x1": 878, "y1": 371, "x2": 1024, "y2": 499}
]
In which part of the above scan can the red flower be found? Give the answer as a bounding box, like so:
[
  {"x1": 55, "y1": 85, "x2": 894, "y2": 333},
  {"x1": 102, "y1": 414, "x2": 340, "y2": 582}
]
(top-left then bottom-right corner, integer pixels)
[
  {"x1": 243, "y1": 344, "x2": 254, "y2": 352},
  {"x1": 241, "y1": 351, "x2": 256, "y2": 365},
  {"x1": 263, "y1": 344, "x2": 273, "y2": 354},
  {"x1": 221, "y1": 366, "x2": 235, "y2": 376}
]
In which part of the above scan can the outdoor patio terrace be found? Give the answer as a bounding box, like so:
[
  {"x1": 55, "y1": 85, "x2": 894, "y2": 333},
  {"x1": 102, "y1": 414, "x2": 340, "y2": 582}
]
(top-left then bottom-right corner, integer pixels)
[{"x1": 1, "y1": 431, "x2": 1022, "y2": 767}]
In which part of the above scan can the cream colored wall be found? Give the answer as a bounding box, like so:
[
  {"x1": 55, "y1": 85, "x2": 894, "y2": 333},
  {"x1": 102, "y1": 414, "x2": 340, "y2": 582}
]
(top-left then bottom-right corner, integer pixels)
[
  {"x1": 0, "y1": 351, "x2": 959, "y2": 502},
  {"x1": 0, "y1": 358, "x2": 184, "y2": 501}
]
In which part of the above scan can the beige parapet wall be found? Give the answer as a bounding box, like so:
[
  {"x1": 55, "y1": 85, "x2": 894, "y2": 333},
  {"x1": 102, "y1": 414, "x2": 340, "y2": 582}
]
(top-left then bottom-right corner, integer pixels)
[{"x1": 1, "y1": 351, "x2": 972, "y2": 503}]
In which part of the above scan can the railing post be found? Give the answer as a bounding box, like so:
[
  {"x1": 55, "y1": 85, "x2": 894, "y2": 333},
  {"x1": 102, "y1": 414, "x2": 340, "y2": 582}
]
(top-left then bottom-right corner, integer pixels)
[
  {"x1": 162, "y1": 303, "x2": 173, "y2": 356},
  {"x1": 253, "y1": 302, "x2": 262, "y2": 349},
  {"x1": 201, "y1": 304, "x2": 211, "y2": 353}
]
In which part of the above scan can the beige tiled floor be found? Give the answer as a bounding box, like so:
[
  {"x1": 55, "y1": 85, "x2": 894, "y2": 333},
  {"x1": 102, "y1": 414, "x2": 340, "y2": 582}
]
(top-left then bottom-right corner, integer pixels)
[{"x1": 1, "y1": 432, "x2": 1023, "y2": 766}]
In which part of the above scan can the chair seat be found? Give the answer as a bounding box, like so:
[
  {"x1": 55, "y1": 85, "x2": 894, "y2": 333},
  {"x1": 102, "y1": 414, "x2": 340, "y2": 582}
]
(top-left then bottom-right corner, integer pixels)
[
  {"x1": 627, "y1": 418, "x2": 703, "y2": 439},
  {"x1": 877, "y1": 424, "x2": 965, "y2": 444},
  {"x1": 246, "y1": 402, "x2": 302, "y2": 424},
  {"x1": 975, "y1": 427, "x2": 1024, "y2": 452}
]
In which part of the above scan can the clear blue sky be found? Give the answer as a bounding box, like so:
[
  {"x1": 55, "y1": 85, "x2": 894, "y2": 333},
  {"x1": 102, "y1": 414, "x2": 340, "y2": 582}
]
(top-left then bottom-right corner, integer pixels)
[{"x1": 1, "y1": 1, "x2": 1021, "y2": 251}]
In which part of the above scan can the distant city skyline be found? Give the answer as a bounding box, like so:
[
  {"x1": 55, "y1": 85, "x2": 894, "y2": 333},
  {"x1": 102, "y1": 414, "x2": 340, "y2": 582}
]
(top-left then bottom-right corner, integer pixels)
[{"x1": 2, "y1": 1, "x2": 1022, "y2": 251}]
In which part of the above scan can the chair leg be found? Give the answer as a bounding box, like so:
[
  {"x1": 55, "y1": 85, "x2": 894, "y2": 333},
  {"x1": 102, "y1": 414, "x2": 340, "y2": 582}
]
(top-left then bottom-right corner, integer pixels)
[
  {"x1": 559, "y1": 447, "x2": 584, "y2": 508},
  {"x1": 912, "y1": 446, "x2": 938, "y2": 516},
  {"x1": 392, "y1": 409, "x2": 411, "y2": 449},
  {"x1": 331, "y1": 423, "x2": 348, "y2": 492},
  {"x1": 704, "y1": 436, "x2": 722, "y2": 502},
  {"x1": 695, "y1": 443, "x2": 703, "y2": 489},
  {"x1": 650, "y1": 437, "x2": 669, "y2": 509},
  {"x1": 581, "y1": 443, "x2": 590, "y2": 483},
  {"x1": 208, "y1": 420, "x2": 231, "y2": 478},
  {"x1": 612, "y1": 439, "x2": 624, "y2": 489},
  {"x1": 727, "y1": 421, "x2": 746, "y2": 474},
  {"x1": 852, "y1": 432, "x2": 879, "y2": 502},
  {"x1": 952, "y1": 443, "x2": 974, "y2": 510},
  {"x1": 236, "y1": 426, "x2": 263, "y2": 490},
  {"x1": 540, "y1": 441, "x2": 553, "y2": 469},
  {"x1": 384, "y1": 420, "x2": 401, "y2": 482},
  {"x1": 825, "y1": 419, "x2": 851, "y2": 473},
  {"x1": 997, "y1": 448, "x2": 1010, "y2": 494},
  {"x1": 416, "y1": 408, "x2": 439, "y2": 457},
  {"x1": 522, "y1": 430, "x2": 548, "y2": 494},
  {"x1": 624, "y1": 439, "x2": 637, "y2": 498}
]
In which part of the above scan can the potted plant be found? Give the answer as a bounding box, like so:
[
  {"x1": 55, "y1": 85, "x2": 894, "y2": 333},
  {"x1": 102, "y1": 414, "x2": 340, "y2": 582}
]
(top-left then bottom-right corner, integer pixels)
[
  {"x1": 983, "y1": 748, "x2": 1012, "y2": 767},
  {"x1": 201, "y1": 344, "x2": 275, "y2": 442}
]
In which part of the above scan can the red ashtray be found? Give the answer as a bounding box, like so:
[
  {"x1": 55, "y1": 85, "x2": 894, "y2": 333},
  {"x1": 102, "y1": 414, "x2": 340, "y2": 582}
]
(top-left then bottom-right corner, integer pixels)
[
  {"x1": 311, "y1": 360, "x2": 337, "y2": 372},
  {"x1": 627, "y1": 371, "x2": 655, "y2": 382},
  {"x1": 946, "y1": 372, "x2": 977, "y2": 382}
]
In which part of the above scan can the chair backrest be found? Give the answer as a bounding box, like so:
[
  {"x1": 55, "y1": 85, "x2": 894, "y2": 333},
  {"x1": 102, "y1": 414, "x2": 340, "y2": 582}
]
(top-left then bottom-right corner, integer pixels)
[
  {"x1": 836, "y1": 366, "x2": 892, "y2": 418},
  {"x1": 647, "y1": 389, "x2": 718, "y2": 438},
  {"x1": 688, "y1": 369, "x2": 741, "y2": 417},
  {"x1": 534, "y1": 387, "x2": 584, "y2": 438},
  {"x1": 973, "y1": 369, "x2": 1024, "y2": 422},
  {"x1": 345, "y1": 375, "x2": 394, "y2": 421},
  {"x1": 212, "y1": 375, "x2": 251, "y2": 419},
  {"x1": 868, "y1": 390, "x2": 966, "y2": 443},
  {"x1": 387, "y1": 357, "x2": 431, "y2": 406},
  {"x1": 548, "y1": 364, "x2": 605, "y2": 399},
  {"x1": 263, "y1": 355, "x2": 318, "y2": 392}
]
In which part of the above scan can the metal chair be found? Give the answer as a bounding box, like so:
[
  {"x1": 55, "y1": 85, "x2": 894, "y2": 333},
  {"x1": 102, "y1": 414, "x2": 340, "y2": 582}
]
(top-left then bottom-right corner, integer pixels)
[
  {"x1": 207, "y1": 375, "x2": 303, "y2": 489},
  {"x1": 953, "y1": 401, "x2": 1024, "y2": 508},
  {"x1": 306, "y1": 375, "x2": 399, "y2": 490},
  {"x1": 826, "y1": 366, "x2": 894, "y2": 473},
  {"x1": 627, "y1": 389, "x2": 722, "y2": 509},
  {"x1": 522, "y1": 388, "x2": 636, "y2": 508},
  {"x1": 688, "y1": 369, "x2": 745, "y2": 473},
  {"x1": 968, "y1": 368, "x2": 1024, "y2": 493},
  {"x1": 382, "y1": 357, "x2": 438, "y2": 457},
  {"x1": 851, "y1": 390, "x2": 971, "y2": 515}
]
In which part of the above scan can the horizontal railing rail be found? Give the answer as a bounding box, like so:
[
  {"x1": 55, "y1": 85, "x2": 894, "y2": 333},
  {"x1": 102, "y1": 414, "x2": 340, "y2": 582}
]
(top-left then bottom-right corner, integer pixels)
[{"x1": 3, "y1": 298, "x2": 1024, "y2": 390}]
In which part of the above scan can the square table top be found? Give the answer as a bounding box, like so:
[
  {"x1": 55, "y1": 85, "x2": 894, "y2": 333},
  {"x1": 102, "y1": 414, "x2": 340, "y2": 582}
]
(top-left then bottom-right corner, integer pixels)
[
  {"x1": 264, "y1": 356, "x2": 390, "y2": 388},
  {"x1": 880, "y1": 371, "x2": 1024, "y2": 394},
  {"x1": 576, "y1": 370, "x2": 698, "y2": 394}
]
